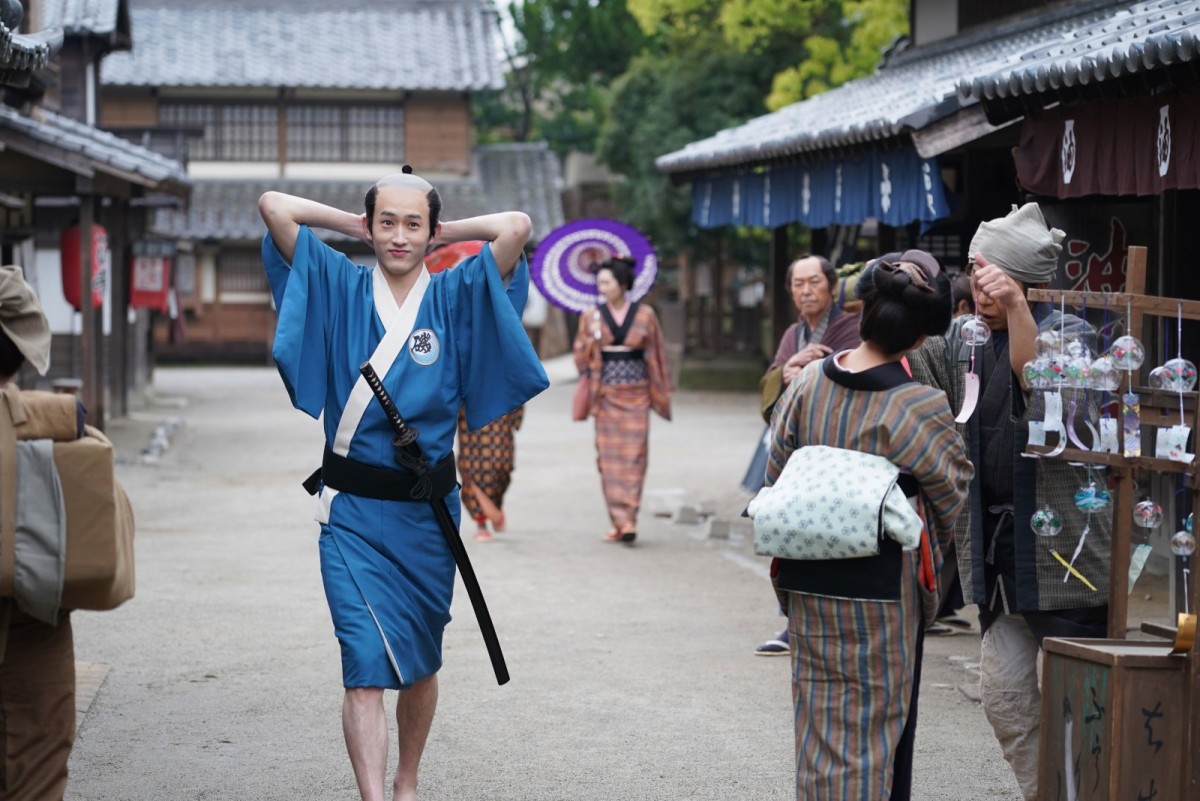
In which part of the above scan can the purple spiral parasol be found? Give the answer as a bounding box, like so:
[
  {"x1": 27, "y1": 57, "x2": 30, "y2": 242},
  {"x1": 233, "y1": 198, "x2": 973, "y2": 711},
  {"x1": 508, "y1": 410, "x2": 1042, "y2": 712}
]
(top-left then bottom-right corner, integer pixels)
[{"x1": 531, "y1": 219, "x2": 657, "y2": 313}]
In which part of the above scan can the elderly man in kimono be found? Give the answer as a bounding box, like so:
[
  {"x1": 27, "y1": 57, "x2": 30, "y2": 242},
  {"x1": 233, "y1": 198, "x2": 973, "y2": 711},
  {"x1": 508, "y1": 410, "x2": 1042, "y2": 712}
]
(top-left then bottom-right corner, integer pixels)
[
  {"x1": 908, "y1": 203, "x2": 1110, "y2": 801},
  {"x1": 754, "y1": 254, "x2": 862, "y2": 655},
  {"x1": 259, "y1": 170, "x2": 548, "y2": 801}
]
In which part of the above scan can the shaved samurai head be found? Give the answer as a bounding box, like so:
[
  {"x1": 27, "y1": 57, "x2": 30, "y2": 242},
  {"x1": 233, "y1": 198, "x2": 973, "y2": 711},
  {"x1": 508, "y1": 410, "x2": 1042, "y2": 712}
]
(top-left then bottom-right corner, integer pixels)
[{"x1": 364, "y1": 165, "x2": 442, "y2": 234}]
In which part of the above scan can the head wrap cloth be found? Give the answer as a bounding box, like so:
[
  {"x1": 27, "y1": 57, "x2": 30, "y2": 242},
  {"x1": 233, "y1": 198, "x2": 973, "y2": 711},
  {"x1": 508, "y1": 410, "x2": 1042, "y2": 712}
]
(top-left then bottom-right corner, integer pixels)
[
  {"x1": 969, "y1": 202, "x2": 1064, "y2": 284},
  {"x1": 0, "y1": 265, "x2": 51, "y2": 375}
]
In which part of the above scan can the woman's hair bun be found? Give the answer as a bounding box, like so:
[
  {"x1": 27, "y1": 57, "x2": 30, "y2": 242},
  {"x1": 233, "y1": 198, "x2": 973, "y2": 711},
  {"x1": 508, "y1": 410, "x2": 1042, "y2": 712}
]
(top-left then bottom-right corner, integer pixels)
[{"x1": 871, "y1": 264, "x2": 914, "y2": 297}]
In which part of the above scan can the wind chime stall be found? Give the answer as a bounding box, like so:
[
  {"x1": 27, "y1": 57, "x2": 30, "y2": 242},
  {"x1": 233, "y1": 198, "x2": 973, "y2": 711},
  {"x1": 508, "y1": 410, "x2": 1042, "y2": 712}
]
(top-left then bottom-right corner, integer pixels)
[{"x1": 1004, "y1": 246, "x2": 1200, "y2": 799}]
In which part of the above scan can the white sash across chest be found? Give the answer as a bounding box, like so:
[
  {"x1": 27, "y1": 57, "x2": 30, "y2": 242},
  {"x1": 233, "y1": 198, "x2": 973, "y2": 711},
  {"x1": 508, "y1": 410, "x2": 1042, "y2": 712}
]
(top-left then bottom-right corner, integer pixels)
[{"x1": 317, "y1": 265, "x2": 430, "y2": 522}]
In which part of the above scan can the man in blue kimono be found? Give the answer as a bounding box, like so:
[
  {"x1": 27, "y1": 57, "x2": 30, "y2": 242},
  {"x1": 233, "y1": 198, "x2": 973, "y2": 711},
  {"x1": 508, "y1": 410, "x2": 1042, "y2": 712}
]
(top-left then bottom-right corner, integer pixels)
[{"x1": 259, "y1": 169, "x2": 548, "y2": 801}]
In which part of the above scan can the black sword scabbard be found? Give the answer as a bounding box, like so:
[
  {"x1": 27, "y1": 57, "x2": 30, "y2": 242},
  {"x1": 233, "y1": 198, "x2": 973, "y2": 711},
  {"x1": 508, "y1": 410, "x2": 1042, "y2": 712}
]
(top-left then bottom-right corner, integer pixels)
[{"x1": 359, "y1": 362, "x2": 510, "y2": 686}]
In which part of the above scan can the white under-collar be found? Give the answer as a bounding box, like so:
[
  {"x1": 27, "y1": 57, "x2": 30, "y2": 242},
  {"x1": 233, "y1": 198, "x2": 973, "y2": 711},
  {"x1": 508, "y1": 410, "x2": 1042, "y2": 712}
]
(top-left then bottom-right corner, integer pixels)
[{"x1": 372, "y1": 264, "x2": 430, "y2": 332}]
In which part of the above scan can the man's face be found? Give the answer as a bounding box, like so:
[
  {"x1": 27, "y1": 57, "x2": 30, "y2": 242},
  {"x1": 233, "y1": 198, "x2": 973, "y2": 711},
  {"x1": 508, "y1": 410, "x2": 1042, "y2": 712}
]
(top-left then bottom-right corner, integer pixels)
[
  {"x1": 789, "y1": 257, "x2": 832, "y2": 319},
  {"x1": 364, "y1": 184, "x2": 436, "y2": 280},
  {"x1": 971, "y1": 276, "x2": 1008, "y2": 331},
  {"x1": 970, "y1": 270, "x2": 1029, "y2": 333}
]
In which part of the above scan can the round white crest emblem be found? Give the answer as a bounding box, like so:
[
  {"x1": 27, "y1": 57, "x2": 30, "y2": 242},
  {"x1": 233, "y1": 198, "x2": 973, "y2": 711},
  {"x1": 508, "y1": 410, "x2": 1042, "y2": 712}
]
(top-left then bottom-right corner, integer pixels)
[
  {"x1": 408, "y1": 329, "x2": 440, "y2": 366},
  {"x1": 1061, "y1": 120, "x2": 1076, "y2": 185},
  {"x1": 1157, "y1": 105, "x2": 1172, "y2": 178}
]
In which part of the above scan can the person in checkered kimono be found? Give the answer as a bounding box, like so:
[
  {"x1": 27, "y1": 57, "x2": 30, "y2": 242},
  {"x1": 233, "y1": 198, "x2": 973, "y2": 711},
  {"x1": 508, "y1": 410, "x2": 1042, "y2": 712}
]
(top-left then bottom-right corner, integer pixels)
[{"x1": 908, "y1": 203, "x2": 1111, "y2": 801}]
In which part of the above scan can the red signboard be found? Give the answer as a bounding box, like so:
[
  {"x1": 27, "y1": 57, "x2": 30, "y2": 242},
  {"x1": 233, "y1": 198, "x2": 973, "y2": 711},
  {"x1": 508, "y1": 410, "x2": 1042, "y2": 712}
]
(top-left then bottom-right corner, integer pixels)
[{"x1": 129, "y1": 255, "x2": 171, "y2": 311}]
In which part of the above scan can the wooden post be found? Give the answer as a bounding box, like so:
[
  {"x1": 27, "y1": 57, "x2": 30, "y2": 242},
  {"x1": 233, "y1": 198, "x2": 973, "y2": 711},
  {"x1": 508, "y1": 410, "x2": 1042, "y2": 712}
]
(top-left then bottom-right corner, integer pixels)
[
  {"x1": 771, "y1": 226, "x2": 790, "y2": 356},
  {"x1": 107, "y1": 205, "x2": 128, "y2": 420},
  {"x1": 1125, "y1": 245, "x2": 1147, "y2": 340},
  {"x1": 1189, "y1": 624, "x2": 1200, "y2": 798},
  {"x1": 77, "y1": 190, "x2": 102, "y2": 430},
  {"x1": 1109, "y1": 466, "x2": 1133, "y2": 638}
]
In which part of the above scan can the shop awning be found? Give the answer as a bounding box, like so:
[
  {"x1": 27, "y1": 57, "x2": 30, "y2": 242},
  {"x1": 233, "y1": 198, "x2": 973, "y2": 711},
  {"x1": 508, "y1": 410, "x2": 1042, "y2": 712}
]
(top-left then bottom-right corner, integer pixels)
[
  {"x1": 1013, "y1": 89, "x2": 1200, "y2": 199},
  {"x1": 691, "y1": 149, "x2": 949, "y2": 230}
]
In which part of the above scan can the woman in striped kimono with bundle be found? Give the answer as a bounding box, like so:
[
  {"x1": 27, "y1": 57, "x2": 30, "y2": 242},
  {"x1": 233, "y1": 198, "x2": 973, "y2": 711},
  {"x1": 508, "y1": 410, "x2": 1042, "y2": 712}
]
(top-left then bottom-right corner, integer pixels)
[
  {"x1": 765, "y1": 250, "x2": 972, "y2": 800},
  {"x1": 573, "y1": 257, "x2": 672, "y2": 544}
]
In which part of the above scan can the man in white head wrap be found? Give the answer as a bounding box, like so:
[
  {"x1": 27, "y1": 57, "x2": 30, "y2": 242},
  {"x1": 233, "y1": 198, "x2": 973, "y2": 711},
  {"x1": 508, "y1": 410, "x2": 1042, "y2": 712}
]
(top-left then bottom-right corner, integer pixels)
[
  {"x1": 907, "y1": 203, "x2": 1109, "y2": 801},
  {"x1": 968, "y1": 202, "x2": 1065, "y2": 385}
]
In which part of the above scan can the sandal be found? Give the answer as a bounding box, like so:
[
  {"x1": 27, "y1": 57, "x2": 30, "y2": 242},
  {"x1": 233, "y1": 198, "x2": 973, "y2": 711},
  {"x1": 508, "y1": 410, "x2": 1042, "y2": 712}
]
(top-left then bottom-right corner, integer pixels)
[
  {"x1": 474, "y1": 516, "x2": 492, "y2": 542},
  {"x1": 603, "y1": 529, "x2": 623, "y2": 542}
]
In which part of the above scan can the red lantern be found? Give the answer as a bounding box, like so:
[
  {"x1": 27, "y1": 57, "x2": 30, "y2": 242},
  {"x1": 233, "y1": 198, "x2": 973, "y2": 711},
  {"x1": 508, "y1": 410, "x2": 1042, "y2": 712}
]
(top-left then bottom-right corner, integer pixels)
[{"x1": 60, "y1": 224, "x2": 109, "y2": 310}]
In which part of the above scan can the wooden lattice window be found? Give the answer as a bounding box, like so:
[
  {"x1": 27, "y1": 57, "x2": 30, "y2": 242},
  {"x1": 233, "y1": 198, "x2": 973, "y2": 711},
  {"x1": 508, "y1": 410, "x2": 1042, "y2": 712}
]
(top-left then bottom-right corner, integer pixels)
[
  {"x1": 286, "y1": 105, "x2": 404, "y2": 162},
  {"x1": 159, "y1": 103, "x2": 279, "y2": 161},
  {"x1": 218, "y1": 250, "x2": 269, "y2": 295}
]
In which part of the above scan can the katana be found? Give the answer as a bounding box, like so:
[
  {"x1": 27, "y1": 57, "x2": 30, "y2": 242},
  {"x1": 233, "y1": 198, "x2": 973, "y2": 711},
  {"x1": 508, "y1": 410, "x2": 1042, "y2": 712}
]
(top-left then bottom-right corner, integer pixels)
[{"x1": 359, "y1": 361, "x2": 510, "y2": 686}]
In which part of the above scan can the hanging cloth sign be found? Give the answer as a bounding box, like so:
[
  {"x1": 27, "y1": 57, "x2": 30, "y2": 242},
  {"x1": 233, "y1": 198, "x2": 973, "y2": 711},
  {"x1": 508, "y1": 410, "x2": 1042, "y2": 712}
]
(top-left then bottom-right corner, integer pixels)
[
  {"x1": 1013, "y1": 89, "x2": 1200, "y2": 199},
  {"x1": 691, "y1": 150, "x2": 950, "y2": 230}
]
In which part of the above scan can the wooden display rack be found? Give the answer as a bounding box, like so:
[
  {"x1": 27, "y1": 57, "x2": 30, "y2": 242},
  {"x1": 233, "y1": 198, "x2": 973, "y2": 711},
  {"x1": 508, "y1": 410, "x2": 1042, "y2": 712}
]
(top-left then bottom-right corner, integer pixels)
[{"x1": 1024, "y1": 245, "x2": 1200, "y2": 798}]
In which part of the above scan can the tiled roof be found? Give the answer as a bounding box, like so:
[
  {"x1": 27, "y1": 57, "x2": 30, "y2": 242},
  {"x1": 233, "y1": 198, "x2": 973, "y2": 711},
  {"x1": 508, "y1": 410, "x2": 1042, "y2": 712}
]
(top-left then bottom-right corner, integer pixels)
[
  {"x1": 42, "y1": 0, "x2": 124, "y2": 36},
  {"x1": 959, "y1": 0, "x2": 1200, "y2": 101},
  {"x1": 0, "y1": 104, "x2": 188, "y2": 188},
  {"x1": 656, "y1": 0, "x2": 1167, "y2": 175},
  {"x1": 152, "y1": 143, "x2": 564, "y2": 243},
  {"x1": 102, "y1": 0, "x2": 505, "y2": 91},
  {"x1": 0, "y1": 21, "x2": 62, "y2": 77},
  {"x1": 476, "y1": 142, "x2": 565, "y2": 243}
]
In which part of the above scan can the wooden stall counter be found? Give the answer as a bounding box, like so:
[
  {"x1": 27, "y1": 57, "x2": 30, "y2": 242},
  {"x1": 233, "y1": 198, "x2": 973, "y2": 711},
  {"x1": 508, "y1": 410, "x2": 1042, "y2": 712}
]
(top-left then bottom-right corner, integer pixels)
[{"x1": 1039, "y1": 637, "x2": 1191, "y2": 801}]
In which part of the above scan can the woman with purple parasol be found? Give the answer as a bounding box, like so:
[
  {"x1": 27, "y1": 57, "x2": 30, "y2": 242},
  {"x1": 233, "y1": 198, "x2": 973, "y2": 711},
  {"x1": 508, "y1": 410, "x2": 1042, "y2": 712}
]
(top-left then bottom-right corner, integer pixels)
[
  {"x1": 572, "y1": 257, "x2": 671, "y2": 543},
  {"x1": 533, "y1": 219, "x2": 672, "y2": 544}
]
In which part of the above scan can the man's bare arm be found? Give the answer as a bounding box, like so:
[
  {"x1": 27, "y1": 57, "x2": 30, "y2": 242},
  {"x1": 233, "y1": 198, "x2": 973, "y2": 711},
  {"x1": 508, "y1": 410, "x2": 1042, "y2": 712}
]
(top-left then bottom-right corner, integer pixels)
[
  {"x1": 258, "y1": 192, "x2": 365, "y2": 264},
  {"x1": 435, "y1": 212, "x2": 532, "y2": 278}
]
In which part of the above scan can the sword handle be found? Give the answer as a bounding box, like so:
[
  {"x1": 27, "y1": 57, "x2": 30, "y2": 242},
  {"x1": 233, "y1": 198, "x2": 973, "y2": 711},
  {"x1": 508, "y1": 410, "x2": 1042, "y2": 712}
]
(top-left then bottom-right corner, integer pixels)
[{"x1": 359, "y1": 362, "x2": 418, "y2": 446}]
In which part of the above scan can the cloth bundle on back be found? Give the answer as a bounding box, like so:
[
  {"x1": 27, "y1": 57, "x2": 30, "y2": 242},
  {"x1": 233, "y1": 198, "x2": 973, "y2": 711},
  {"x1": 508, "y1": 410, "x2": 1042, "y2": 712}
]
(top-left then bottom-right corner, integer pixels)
[{"x1": 0, "y1": 263, "x2": 135, "y2": 801}]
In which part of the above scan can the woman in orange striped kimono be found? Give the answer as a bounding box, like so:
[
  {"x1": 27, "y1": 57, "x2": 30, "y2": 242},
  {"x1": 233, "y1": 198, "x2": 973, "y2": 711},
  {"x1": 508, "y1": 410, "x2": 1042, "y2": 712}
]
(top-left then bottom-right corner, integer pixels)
[
  {"x1": 572, "y1": 258, "x2": 671, "y2": 544},
  {"x1": 457, "y1": 405, "x2": 524, "y2": 541}
]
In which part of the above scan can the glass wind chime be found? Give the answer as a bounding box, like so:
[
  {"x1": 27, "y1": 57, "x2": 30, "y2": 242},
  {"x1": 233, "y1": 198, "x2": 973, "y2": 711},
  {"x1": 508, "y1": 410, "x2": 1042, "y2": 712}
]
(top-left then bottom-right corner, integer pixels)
[{"x1": 1016, "y1": 298, "x2": 1197, "y2": 592}]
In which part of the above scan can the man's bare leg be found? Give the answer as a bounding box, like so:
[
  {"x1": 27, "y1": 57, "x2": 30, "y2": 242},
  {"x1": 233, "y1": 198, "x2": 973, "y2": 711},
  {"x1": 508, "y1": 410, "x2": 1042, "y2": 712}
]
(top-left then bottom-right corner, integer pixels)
[
  {"x1": 392, "y1": 674, "x2": 438, "y2": 801},
  {"x1": 343, "y1": 687, "x2": 388, "y2": 801}
]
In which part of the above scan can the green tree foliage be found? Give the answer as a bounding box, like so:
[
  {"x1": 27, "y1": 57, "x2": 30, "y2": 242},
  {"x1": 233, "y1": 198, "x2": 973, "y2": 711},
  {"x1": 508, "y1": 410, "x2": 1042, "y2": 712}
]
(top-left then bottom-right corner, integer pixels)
[
  {"x1": 594, "y1": 31, "x2": 784, "y2": 256},
  {"x1": 627, "y1": 0, "x2": 907, "y2": 109},
  {"x1": 480, "y1": 0, "x2": 906, "y2": 263},
  {"x1": 765, "y1": 0, "x2": 908, "y2": 110},
  {"x1": 474, "y1": 0, "x2": 648, "y2": 155}
]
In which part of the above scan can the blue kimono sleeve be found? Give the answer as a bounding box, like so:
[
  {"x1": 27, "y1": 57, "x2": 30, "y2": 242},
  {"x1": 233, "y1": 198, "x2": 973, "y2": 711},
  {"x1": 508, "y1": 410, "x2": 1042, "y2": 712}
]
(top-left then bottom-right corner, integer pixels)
[
  {"x1": 447, "y1": 243, "x2": 550, "y2": 431},
  {"x1": 262, "y1": 225, "x2": 356, "y2": 418}
]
